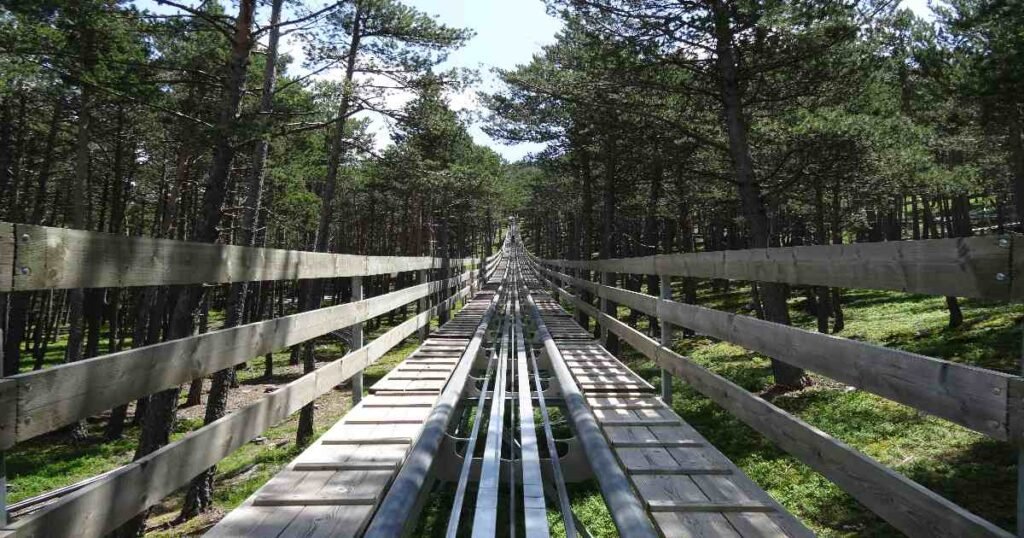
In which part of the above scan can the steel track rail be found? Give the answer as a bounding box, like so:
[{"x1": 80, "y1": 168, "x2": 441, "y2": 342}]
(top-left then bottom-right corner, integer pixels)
[
  {"x1": 521, "y1": 260, "x2": 659, "y2": 538},
  {"x1": 364, "y1": 255, "x2": 508, "y2": 538}
]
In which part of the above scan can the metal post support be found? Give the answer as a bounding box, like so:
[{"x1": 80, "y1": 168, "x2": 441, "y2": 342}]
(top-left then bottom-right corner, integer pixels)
[
  {"x1": 351, "y1": 276, "x2": 363, "y2": 404},
  {"x1": 659, "y1": 274, "x2": 674, "y2": 405}
]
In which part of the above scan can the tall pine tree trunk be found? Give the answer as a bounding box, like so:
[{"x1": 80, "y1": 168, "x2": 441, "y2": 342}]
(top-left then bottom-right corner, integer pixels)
[
  {"x1": 179, "y1": 0, "x2": 285, "y2": 519},
  {"x1": 711, "y1": 0, "x2": 804, "y2": 387},
  {"x1": 113, "y1": 2, "x2": 257, "y2": 535},
  {"x1": 298, "y1": 0, "x2": 365, "y2": 447}
]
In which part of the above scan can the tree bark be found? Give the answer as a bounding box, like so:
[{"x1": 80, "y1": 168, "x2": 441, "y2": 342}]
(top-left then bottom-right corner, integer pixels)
[
  {"x1": 114, "y1": 2, "x2": 258, "y2": 535},
  {"x1": 1009, "y1": 104, "x2": 1024, "y2": 230},
  {"x1": 297, "y1": 0, "x2": 365, "y2": 447},
  {"x1": 600, "y1": 135, "x2": 620, "y2": 354},
  {"x1": 711, "y1": 0, "x2": 804, "y2": 387},
  {"x1": 179, "y1": 0, "x2": 285, "y2": 518},
  {"x1": 64, "y1": 20, "x2": 95, "y2": 440}
]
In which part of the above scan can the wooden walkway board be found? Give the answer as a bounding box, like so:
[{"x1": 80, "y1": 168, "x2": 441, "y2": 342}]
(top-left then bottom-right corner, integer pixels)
[
  {"x1": 542, "y1": 332, "x2": 655, "y2": 394},
  {"x1": 530, "y1": 288, "x2": 813, "y2": 538},
  {"x1": 207, "y1": 292, "x2": 495, "y2": 537}
]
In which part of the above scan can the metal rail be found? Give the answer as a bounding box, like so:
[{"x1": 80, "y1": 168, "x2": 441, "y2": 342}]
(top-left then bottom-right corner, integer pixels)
[
  {"x1": 370, "y1": 227, "x2": 652, "y2": 537},
  {"x1": 514, "y1": 258, "x2": 552, "y2": 537},
  {"x1": 471, "y1": 294, "x2": 512, "y2": 536},
  {"x1": 364, "y1": 264, "x2": 507, "y2": 537},
  {"x1": 521, "y1": 274, "x2": 659, "y2": 538},
  {"x1": 445, "y1": 300, "x2": 505, "y2": 538}
]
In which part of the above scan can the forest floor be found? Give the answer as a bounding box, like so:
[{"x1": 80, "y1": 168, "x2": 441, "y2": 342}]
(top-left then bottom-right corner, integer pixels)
[{"x1": 6, "y1": 291, "x2": 1020, "y2": 537}]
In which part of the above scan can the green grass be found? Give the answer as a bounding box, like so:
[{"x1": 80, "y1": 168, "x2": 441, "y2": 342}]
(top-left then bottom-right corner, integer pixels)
[{"x1": 607, "y1": 284, "x2": 1021, "y2": 536}]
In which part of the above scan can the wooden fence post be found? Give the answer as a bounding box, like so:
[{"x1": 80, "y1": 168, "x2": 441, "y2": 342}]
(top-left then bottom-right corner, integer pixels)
[
  {"x1": 601, "y1": 272, "x2": 620, "y2": 353},
  {"x1": 1, "y1": 325, "x2": 6, "y2": 528},
  {"x1": 659, "y1": 274, "x2": 674, "y2": 405},
  {"x1": 419, "y1": 269, "x2": 429, "y2": 342},
  {"x1": 1018, "y1": 312, "x2": 1024, "y2": 538},
  {"x1": 598, "y1": 272, "x2": 608, "y2": 345},
  {"x1": 351, "y1": 276, "x2": 363, "y2": 404},
  {"x1": 438, "y1": 223, "x2": 450, "y2": 326}
]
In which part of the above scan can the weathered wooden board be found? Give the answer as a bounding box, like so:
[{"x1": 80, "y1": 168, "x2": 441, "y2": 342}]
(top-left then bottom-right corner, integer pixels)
[
  {"x1": 0, "y1": 379, "x2": 15, "y2": 449},
  {"x1": 543, "y1": 265, "x2": 1016, "y2": 441},
  {"x1": 647, "y1": 500, "x2": 775, "y2": 513},
  {"x1": 292, "y1": 444, "x2": 406, "y2": 471},
  {"x1": 321, "y1": 422, "x2": 422, "y2": 445},
  {"x1": 204, "y1": 505, "x2": 303, "y2": 537},
  {"x1": 5, "y1": 274, "x2": 471, "y2": 443},
  {"x1": 5, "y1": 222, "x2": 478, "y2": 290},
  {"x1": 3, "y1": 287, "x2": 463, "y2": 538},
  {"x1": 251, "y1": 469, "x2": 391, "y2": 506},
  {"x1": 530, "y1": 283, "x2": 811, "y2": 538},
  {"x1": 580, "y1": 293, "x2": 1014, "y2": 538},
  {"x1": 279, "y1": 505, "x2": 376, "y2": 538},
  {"x1": 541, "y1": 235, "x2": 1021, "y2": 301},
  {"x1": 342, "y1": 406, "x2": 433, "y2": 424},
  {"x1": 0, "y1": 222, "x2": 14, "y2": 291}
]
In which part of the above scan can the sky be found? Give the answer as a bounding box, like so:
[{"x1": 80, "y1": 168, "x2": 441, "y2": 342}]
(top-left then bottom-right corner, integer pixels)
[
  {"x1": 138, "y1": 0, "x2": 933, "y2": 162},
  {"x1": 398, "y1": 0, "x2": 563, "y2": 160}
]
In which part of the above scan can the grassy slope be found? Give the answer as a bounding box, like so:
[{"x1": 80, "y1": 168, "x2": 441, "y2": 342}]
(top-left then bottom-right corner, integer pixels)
[{"x1": 611, "y1": 286, "x2": 1021, "y2": 536}]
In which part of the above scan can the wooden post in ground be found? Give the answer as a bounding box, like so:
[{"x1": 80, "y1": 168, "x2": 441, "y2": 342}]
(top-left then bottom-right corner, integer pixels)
[
  {"x1": 1018, "y1": 315, "x2": 1024, "y2": 537},
  {"x1": 659, "y1": 274, "x2": 674, "y2": 405},
  {"x1": 598, "y1": 272, "x2": 608, "y2": 345},
  {"x1": 419, "y1": 269, "x2": 430, "y2": 342},
  {"x1": 351, "y1": 275, "x2": 363, "y2": 404},
  {"x1": 438, "y1": 222, "x2": 451, "y2": 326},
  {"x1": 600, "y1": 271, "x2": 619, "y2": 350},
  {"x1": 1, "y1": 326, "x2": 6, "y2": 527}
]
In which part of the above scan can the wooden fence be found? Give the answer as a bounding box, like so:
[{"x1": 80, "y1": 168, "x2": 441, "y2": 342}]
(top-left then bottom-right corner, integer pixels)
[
  {"x1": 0, "y1": 222, "x2": 489, "y2": 537},
  {"x1": 531, "y1": 233, "x2": 1023, "y2": 538}
]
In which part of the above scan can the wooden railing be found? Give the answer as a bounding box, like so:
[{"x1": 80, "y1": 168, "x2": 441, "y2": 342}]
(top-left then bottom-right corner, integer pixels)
[
  {"x1": 530, "y1": 234, "x2": 1023, "y2": 538},
  {"x1": 0, "y1": 222, "x2": 488, "y2": 537}
]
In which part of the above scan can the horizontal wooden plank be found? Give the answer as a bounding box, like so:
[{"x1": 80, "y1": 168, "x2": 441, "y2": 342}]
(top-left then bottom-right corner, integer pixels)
[
  {"x1": 550, "y1": 279, "x2": 1013, "y2": 538},
  {"x1": 646, "y1": 500, "x2": 775, "y2": 513},
  {"x1": 251, "y1": 468, "x2": 391, "y2": 508},
  {"x1": 321, "y1": 437, "x2": 413, "y2": 445},
  {"x1": 6, "y1": 222, "x2": 477, "y2": 291},
  {"x1": 590, "y1": 403, "x2": 661, "y2": 410},
  {"x1": 292, "y1": 462, "x2": 399, "y2": 471},
  {"x1": 598, "y1": 419, "x2": 681, "y2": 427},
  {"x1": 3, "y1": 285, "x2": 470, "y2": 538},
  {"x1": 0, "y1": 379, "x2": 15, "y2": 449},
  {"x1": 540, "y1": 235, "x2": 1020, "y2": 301},
  {"x1": 0, "y1": 222, "x2": 13, "y2": 291},
  {"x1": 253, "y1": 496, "x2": 379, "y2": 506},
  {"x1": 630, "y1": 468, "x2": 733, "y2": 476},
  {"x1": 611, "y1": 440, "x2": 704, "y2": 448},
  {"x1": 5, "y1": 272, "x2": 472, "y2": 444},
  {"x1": 541, "y1": 265, "x2": 1015, "y2": 441}
]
